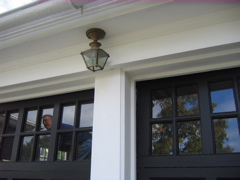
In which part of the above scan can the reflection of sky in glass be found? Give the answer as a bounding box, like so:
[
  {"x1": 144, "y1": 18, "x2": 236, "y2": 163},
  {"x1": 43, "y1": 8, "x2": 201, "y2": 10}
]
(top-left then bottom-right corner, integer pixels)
[
  {"x1": 177, "y1": 94, "x2": 199, "y2": 116},
  {"x1": 42, "y1": 108, "x2": 53, "y2": 116},
  {"x1": 177, "y1": 85, "x2": 199, "y2": 116},
  {"x1": 62, "y1": 105, "x2": 75, "y2": 127},
  {"x1": 80, "y1": 103, "x2": 94, "y2": 127},
  {"x1": 223, "y1": 118, "x2": 240, "y2": 152},
  {"x1": 152, "y1": 100, "x2": 161, "y2": 118},
  {"x1": 183, "y1": 97, "x2": 197, "y2": 111},
  {"x1": 60, "y1": 104, "x2": 94, "y2": 128},
  {"x1": 5, "y1": 112, "x2": 19, "y2": 133},
  {"x1": 24, "y1": 110, "x2": 37, "y2": 131},
  {"x1": 152, "y1": 88, "x2": 172, "y2": 119},
  {"x1": 22, "y1": 136, "x2": 33, "y2": 145},
  {"x1": 26, "y1": 110, "x2": 37, "y2": 121},
  {"x1": 152, "y1": 99, "x2": 172, "y2": 118},
  {"x1": 211, "y1": 89, "x2": 236, "y2": 113}
]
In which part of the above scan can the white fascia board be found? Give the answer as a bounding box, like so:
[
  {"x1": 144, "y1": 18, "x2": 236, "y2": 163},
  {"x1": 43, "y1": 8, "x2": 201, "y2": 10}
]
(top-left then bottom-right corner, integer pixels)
[{"x1": 0, "y1": 0, "x2": 170, "y2": 49}]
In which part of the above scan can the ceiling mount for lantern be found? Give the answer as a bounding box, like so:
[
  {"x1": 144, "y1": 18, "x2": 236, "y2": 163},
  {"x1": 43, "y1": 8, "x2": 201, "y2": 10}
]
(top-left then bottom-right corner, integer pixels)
[{"x1": 81, "y1": 28, "x2": 110, "y2": 72}]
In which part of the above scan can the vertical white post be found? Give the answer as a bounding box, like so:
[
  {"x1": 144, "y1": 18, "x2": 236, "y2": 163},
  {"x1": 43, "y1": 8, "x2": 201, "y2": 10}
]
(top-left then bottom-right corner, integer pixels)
[{"x1": 91, "y1": 69, "x2": 123, "y2": 180}]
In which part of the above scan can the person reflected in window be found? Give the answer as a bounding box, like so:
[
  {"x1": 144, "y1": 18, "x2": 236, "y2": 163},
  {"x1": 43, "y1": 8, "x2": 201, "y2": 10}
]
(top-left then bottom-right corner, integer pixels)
[{"x1": 42, "y1": 115, "x2": 92, "y2": 160}]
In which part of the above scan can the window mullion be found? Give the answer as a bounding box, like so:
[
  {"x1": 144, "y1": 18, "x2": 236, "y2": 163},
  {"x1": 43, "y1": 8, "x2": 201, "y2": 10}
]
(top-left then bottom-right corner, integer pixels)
[
  {"x1": 172, "y1": 86, "x2": 178, "y2": 155},
  {"x1": 75, "y1": 101, "x2": 80, "y2": 128},
  {"x1": 198, "y1": 79, "x2": 214, "y2": 154},
  {"x1": 11, "y1": 107, "x2": 24, "y2": 162},
  {"x1": 47, "y1": 103, "x2": 60, "y2": 162},
  {"x1": 234, "y1": 77, "x2": 240, "y2": 116}
]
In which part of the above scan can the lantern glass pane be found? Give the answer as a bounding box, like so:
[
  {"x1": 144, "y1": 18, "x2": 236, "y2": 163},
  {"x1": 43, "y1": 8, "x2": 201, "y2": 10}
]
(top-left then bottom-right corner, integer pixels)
[
  {"x1": 82, "y1": 49, "x2": 97, "y2": 67},
  {"x1": 98, "y1": 49, "x2": 109, "y2": 67}
]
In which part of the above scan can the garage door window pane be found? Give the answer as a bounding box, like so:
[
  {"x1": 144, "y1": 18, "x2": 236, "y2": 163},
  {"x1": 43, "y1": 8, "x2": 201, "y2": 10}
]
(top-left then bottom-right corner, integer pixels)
[
  {"x1": 213, "y1": 117, "x2": 240, "y2": 153},
  {"x1": 152, "y1": 123, "x2": 173, "y2": 155},
  {"x1": 178, "y1": 120, "x2": 202, "y2": 154},
  {"x1": 152, "y1": 88, "x2": 172, "y2": 118},
  {"x1": 210, "y1": 80, "x2": 236, "y2": 113},
  {"x1": 60, "y1": 105, "x2": 75, "y2": 129},
  {"x1": 5, "y1": 112, "x2": 19, "y2": 134},
  {"x1": 36, "y1": 135, "x2": 50, "y2": 161},
  {"x1": 79, "y1": 103, "x2": 94, "y2": 127},
  {"x1": 19, "y1": 136, "x2": 34, "y2": 161},
  {"x1": 0, "y1": 137, "x2": 14, "y2": 161},
  {"x1": 75, "y1": 131, "x2": 92, "y2": 160},
  {"x1": 57, "y1": 133, "x2": 73, "y2": 161},
  {"x1": 177, "y1": 85, "x2": 199, "y2": 116},
  {"x1": 40, "y1": 108, "x2": 54, "y2": 131},
  {"x1": 24, "y1": 110, "x2": 37, "y2": 132}
]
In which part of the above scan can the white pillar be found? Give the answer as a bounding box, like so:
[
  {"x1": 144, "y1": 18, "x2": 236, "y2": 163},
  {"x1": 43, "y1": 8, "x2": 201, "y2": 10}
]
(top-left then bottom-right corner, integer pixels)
[{"x1": 91, "y1": 68, "x2": 133, "y2": 180}]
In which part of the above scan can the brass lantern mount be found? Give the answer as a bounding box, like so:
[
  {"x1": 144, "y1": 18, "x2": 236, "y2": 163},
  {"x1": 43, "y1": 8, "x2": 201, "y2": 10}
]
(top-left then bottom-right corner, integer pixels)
[
  {"x1": 81, "y1": 28, "x2": 110, "y2": 72},
  {"x1": 86, "y1": 28, "x2": 106, "y2": 49}
]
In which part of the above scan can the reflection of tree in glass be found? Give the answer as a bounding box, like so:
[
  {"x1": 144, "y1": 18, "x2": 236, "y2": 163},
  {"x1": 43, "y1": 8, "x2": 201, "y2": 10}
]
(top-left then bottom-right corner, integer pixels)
[
  {"x1": 211, "y1": 98, "x2": 234, "y2": 153},
  {"x1": 20, "y1": 137, "x2": 34, "y2": 161},
  {"x1": 39, "y1": 135, "x2": 49, "y2": 147},
  {"x1": 178, "y1": 121, "x2": 201, "y2": 154},
  {"x1": 177, "y1": 94, "x2": 199, "y2": 116},
  {"x1": 153, "y1": 98, "x2": 172, "y2": 118},
  {"x1": 214, "y1": 119, "x2": 234, "y2": 153},
  {"x1": 152, "y1": 123, "x2": 173, "y2": 155},
  {"x1": 153, "y1": 95, "x2": 231, "y2": 155}
]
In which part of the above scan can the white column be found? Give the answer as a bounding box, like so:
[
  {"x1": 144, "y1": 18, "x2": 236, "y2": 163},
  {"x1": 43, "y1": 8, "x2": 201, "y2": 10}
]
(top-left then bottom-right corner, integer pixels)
[{"x1": 91, "y1": 68, "x2": 133, "y2": 180}]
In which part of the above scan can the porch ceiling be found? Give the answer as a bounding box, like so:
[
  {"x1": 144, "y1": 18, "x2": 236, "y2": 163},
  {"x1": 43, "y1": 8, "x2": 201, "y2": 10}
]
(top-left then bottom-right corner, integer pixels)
[{"x1": 0, "y1": 0, "x2": 238, "y2": 63}]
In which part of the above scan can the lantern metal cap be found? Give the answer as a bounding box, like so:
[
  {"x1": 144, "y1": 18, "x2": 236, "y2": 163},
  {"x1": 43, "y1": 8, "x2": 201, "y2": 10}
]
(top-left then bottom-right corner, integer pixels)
[{"x1": 86, "y1": 28, "x2": 106, "y2": 41}]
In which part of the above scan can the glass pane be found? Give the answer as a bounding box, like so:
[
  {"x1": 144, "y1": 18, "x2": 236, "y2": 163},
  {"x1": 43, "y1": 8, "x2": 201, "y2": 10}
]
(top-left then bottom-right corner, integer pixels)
[
  {"x1": 19, "y1": 136, "x2": 34, "y2": 161},
  {"x1": 177, "y1": 85, "x2": 199, "y2": 116},
  {"x1": 0, "y1": 113, "x2": 5, "y2": 134},
  {"x1": 210, "y1": 80, "x2": 236, "y2": 113},
  {"x1": 60, "y1": 105, "x2": 75, "y2": 129},
  {"x1": 217, "y1": 178, "x2": 240, "y2": 180},
  {"x1": 152, "y1": 88, "x2": 172, "y2": 118},
  {"x1": 24, "y1": 110, "x2": 37, "y2": 131},
  {"x1": 79, "y1": 103, "x2": 94, "y2": 128},
  {"x1": 57, "y1": 133, "x2": 73, "y2": 161},
  {"x1": 40, "y1": 107, "x2": 54, "y2": 131},
  {"x1": 151, "y1": 178, "x2": 205, "y2": 180},
  {"x1": 82, "y1": 49, "x2": 97, "y2": 66},
  {"x1": 35, "y1": 135, "x2": 50, "y2": 161},
  {"x1": 5, "y1": 112, "x2": 19, "y2": 133},
  {"x1": 0, "y1": 137, "x2": 14, "y2": 161},
  {"x1": 98, "y1": 49, "x2": 109, "y2": 67},
  {"x1": 152, "y1": 123, "x2": 173, "y2": 155},
  {"x1": 213, "y1": 118, "x2": 240, "y2": 153},
  {"x1": 178, "y1": 120, "x2": 202, "y2": 154},
  {"x1": 75, "y1": 131, "x2": 92, "y2": 160},
  {"x1": 52, "y1": 179, "x2": 80, "y2": 180},
  {"x1": 13, "y1": 179, "x2": 44, "y2": 180}
]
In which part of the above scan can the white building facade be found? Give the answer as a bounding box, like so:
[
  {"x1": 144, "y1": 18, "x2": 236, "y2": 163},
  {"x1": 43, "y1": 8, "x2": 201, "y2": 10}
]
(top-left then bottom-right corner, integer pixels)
[{"x1": 0, "y1": 1, "x2": 240, "y2": 180}]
